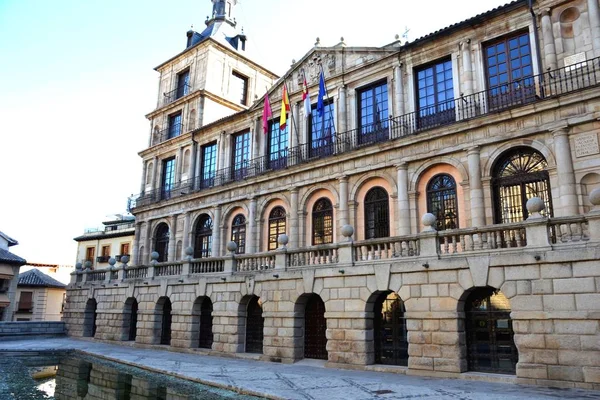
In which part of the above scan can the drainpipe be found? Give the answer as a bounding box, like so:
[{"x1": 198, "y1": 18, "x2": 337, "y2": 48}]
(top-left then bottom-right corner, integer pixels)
[{"x1": 528, "y1": 0, "x2": 546, "y2": 93}]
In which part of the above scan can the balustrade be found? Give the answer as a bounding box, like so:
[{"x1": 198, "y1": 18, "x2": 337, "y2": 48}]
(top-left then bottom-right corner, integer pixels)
[
  {"x1": 353, "y1": 236, "x2": 420, "y2": 261},
  {"x1": 236, "y1": 253, "x2": 275, "y2": 272},
  {"x1": 154, "y1": 262, "x2": 183, "y2": 277},
  {"x1": 287, "y1": 245, "x2": 338, "y2": 267},
  {"x1": 190, "y1": 259, "x2": 224, "y2": 274}
]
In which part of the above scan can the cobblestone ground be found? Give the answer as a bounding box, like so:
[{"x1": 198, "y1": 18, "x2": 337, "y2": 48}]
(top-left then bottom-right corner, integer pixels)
[{"x1": 1, "y1": 338, "x2": 600, "y2": 400}]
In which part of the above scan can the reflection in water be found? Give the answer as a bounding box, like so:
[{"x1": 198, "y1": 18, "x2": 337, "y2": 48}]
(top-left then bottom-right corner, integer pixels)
[{"x1": 0, "y1": 353, "x2": 263, "y2": 400}]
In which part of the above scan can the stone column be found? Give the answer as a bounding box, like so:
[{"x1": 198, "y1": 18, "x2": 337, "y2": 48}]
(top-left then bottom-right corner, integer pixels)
[
  {"x1": 461, "y1": 40, "x2": 474, "y2": 96},
  {"x1": 175, "y1": 146, "x2": 183, "y2": 185},
  {"x1": 212, "y1": 206, "x2": 222, "y2": 257},
  {"x1": 189, "y1": 141, "x2": 197, "y2": 189},
  {"x1": 338, "y1": 176, "x2": 349, "y2": 230},
  {"x1": 248, "y1": 197, "x2": 257, "y2": 254},
  {"x1": 151, "y1": 156, "x2": 158, "y2": 192},
  {"x1": 338, "y1": 85, "x2": 348, "y2": 133},
  {"x1": 254, "y1": 117, "x2": 262, "y2": 159},
  {"x1": 589, "y1": 0, "x2": 600, "y2": 57},
  {"x1": 541, "y1": 9, "x2": 558, "y2": 71},
  {"x1": 140, "y1": 160, "x2": 147, "y2": 194},
  {"x1": 397, "y1": 163, "x2": 411, "y2": 235},
  {"x1": 168, "y1": 215, "x2": 178, "y2": 262},
  {"x1": 467, "y1": 147, "x2": 486, "y2": 227},
  {"x1": 553, "y1": 127, "x2": 579, "y2": 216},
  {"x1": 393, "y1": 65, "x2": 405, "y2": 117},
  {"x1": 144, "y1": 221, "x2": 152, "y2": 264},
  {"x1": 194, "y1": 144, "x2": 202, "y2": 189},
  {"x1": 133, "y1": 222, "x2": 142, "y2": 265},
  {"x1": 182, "y1": 212, "x2": 191, "y2": 249},
  {"x1": 289, "y1": 188, "x2": 299, "y2": 249}
]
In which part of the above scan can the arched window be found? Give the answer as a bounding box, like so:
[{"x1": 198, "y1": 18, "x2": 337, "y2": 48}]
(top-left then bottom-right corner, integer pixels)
[
  {"x1": 268, "y1": 207, "x2": 286, "y2": 251},
  {"x1": 312, "y1": 198, "x2": 333, "y2": 245},
  {"x1": 492, "y1": 148, "x2": 552, "y2": 223},
  {"x1": 194, "y1": 214, "x2": 213, "y2": 258},
  {"x1": 154, "y1": 223, "x2": 170, "y2": 262},
  {"x1": 231, "y1": 214, "x2": 246, "y2": 254},
  {"x1": 364, "y1": 187, "x2": 389, "y2": 239},
  {"x1": 427, "y1": 174, "x2": 459, "y2": 231}
]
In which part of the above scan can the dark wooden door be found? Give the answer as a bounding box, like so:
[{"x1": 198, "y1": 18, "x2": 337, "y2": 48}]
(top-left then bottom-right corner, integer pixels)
[
  {"x1": 160, "y1": 300, "x2": 172, "y2": 345},
  {"x1": 128, "y1": 301, "x2": 138, "y2": 341},
  {"x1": 245, "y1": 297, "x2": 264, "y2": 353},
  {"x1": 199, "y1": 299, "x2": 213, "y2": 349},
  {"x1": 374, "y1": 292, "x2": 408, "y2": 366},
  {"x1": 304, "y1": 295, "x2": 328, "y2": 360}
]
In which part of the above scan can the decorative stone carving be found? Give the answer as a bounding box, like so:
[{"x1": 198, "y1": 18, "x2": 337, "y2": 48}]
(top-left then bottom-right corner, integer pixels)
[
  {"x1": 421, "y1": 213, "x2": 437, "y2": 231},
  {"x1": 526, "y1": 197, "x2": 545, "y2": 218},
  {"x1": 574, "y1": 133, "x2": 600, "y2": 157}
]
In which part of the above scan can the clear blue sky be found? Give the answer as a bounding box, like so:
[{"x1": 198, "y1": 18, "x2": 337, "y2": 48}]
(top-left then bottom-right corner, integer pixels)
[{"x1": 0, "y1": 0, "x2": 508, "y2": 264}]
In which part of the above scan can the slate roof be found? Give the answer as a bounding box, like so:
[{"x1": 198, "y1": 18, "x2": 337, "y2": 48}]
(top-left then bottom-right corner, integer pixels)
[
  {"x1": 0, "y1": 231, "x2": 18, "y2": 246},
  {"x1": 0, "y1": 248, "x2": 26, "y2": 266},
  {"x1": 18, "y1": 269, "x2": 66, "y2": 289}
]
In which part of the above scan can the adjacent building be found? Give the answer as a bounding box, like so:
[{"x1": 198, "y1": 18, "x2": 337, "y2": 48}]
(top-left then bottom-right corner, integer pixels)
[
  {"x1": 65, "y1": 0, "x2": 600, "y2": 389},
  {"x1": 13, "y1": 268, "x2": 66, "y2": 322},
  {"x1": 0, "y1": 231, "x2": 27, "y2": 321}
]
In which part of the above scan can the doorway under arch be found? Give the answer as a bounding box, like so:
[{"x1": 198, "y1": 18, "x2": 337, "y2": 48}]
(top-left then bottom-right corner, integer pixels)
[
  {"x1": 371, "y1": 291, "x2": 408, "y2": 366},
  {"x1": 192, "y1": 296, "x2": 213, "y2": 349},
  {"x1": 245, "y1": 296, "x2": 264, "y2": 353},
  {"x1": 83, "y1": 299, "x2": 97, "y2": 338},
  {"x1": 156, "y1": 297, "x2": 172, "y2": 345},
  {"x1": 302, "y1": 294, "x2": 328, "y2": 360},
  {"x1": 124, "y1": 297, "x2": 138, "y2": 341}
]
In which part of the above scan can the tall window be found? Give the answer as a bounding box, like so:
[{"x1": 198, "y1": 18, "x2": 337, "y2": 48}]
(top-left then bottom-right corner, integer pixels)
[
  {"x1": 176, "y1": 69, "x2": 190, "y2": 99},
  {"x1": 484, "y1": 31, "x2": 534, "y2": 110},
  {"x1": 358, "y1": 81, "x2": 389, "y2": 145},
  {"x1": 309, "y1": 101, "x2": 335, "y2": 158},
  {"x1": 312, "y1": 198, "x2": 333, "y2": 245},
  {"x1": 120, "y1": 243, "x2": 130, "y2": 256},
  {"x1": 154, "y1": 223, "x2": 170, "y2": 262},
  {"x1": 232, "y1": 131, "x2": 250, "y2": 180},
  {"x1": 194, "y1": 214, "x2": 213, "y2": 258},
  {"x1": 231, "y1": 214, "x2": 246, "y2": 254},
  {"x1": 200, "y1": 142, "x2": 217, "y2": 189},
  {"x1": 492, "y1": 148, "x2": 552, "y2": 223},
  {"x1": 416, "y1": 59, "x2": 455, "y2": 129},
  {"x1": 268, "y1": 207, "x2": 286, "y2": 251},
  {"x1": 231, "y1": 71, "x2": 248, "y2": 105},
  {"x1": 268, "y1": 120, "x2": 288, "y2": 170},
  {"x1": 85, "y1": 247, "x2": 95, "y2": 263},
  {"x1": 364, "y1": 187, "x2": 390, "y2": 239},
  {"x1": 427, "y1": 174, "x2": 459, "y2": 231},
  {"x1": 168, "y1": 112, "x2": 182, "y2": 139},
  {"x1": 161, "y1": 157, "x2": 175, "y2": 199}
]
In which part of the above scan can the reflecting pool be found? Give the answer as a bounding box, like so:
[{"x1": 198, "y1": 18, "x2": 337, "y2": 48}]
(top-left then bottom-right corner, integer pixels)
[{"x1": 0, "y1": 352, "x2": 264, "y2": 399}]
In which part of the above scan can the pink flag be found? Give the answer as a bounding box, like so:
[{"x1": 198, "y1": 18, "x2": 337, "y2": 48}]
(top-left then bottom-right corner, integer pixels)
[{"x1": 262, "y1": 93, "x2": 272, "y2": 134}]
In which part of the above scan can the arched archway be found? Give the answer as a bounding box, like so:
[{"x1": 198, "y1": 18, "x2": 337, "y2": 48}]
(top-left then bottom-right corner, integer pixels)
[
  {"x1": 296, "y1": 294, "x2": 328, "y2": 360},
  {"x1": 194, "y1": 214, "x2": 213, "y2": 258},
  {"x1": 312, "y1": 198, "x2": 334, "y2": 245},
  {"x1": 156, "y1": 297, "x2": 172, "y2": 345},
  {"x1": 154, "y1": 223, "x2": 170, "y2": 262},
  {"x1": 463, "y1": 287, "x2": 517, "y2": 374},
  {"x1": 368, "y1": 291, "x2": 408, "y2": 366},
  {"x1": 191, "y1": 296, "x2": 213, "y2": 349},
  {"x1": 123, "y1": 297, "x2": 138, "y2": 341},
  {"x1": 83, "y1": 298, "x2": 97, "y2": 338},
  {"x1": 364, "y1": 187, "x2": 390, "y2": 239},
  {"x1": 245, "y1": 295, "x2": 263, "y2": 353}
]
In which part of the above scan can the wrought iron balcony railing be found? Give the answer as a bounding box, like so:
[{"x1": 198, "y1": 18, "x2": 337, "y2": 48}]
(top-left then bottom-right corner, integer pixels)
[
  {"x1": 131, "y1": 57, "x2": 600, "y2": 210},
  {"x1": 163, "y1": 84, "x2": 191, "y2": 105}
]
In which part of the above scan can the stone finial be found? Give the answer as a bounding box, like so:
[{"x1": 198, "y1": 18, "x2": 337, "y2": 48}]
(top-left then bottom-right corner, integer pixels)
[
  {"x1": 75, "y1": 262, "x2": 83, "y2": 271},
  {"x1": 315, "y1": 37, "x2": 321, "y2": 47},
  {"x1": 589, "y1": 188, "x2": 600, "y2": 211},
  {"x1": 120, "y1": 255, "x2": 130, "y2": 267},
  {"x1": 150, "y1": 251, "x2": 159, "y2": 266},
  {"x1": 421, "y1": 213, "x2": 437, "y2": 232},
  {"x1": 108, "y1": 258, "x2": 116, "y2": 267},
  {"x1": 226, "y1": 241, "x2": 238, "y2": 254},
  {"x1": 526, "y1": 197, "x2": 545, "y2": 219},
  {"x1": 185, "y1": 246, "x2": 194, "y2": 261},
  {"x1": 84, "y1": 260, "x2": 92, "y2": 270},
  {"x1": 395, "y1": 34, "x2": 400, "y2": 40},
  {"x1": 277, "y1": 234, "x2": 289, "y2": 248},
  {"x1": 341, "y1": 224, "x2": 354, "y2": 241}
]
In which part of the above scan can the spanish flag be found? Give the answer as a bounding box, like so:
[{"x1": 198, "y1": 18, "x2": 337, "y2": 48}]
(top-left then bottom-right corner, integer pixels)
[{"x1": 280, "y1": 85, "x2": 291, "y2": 130}]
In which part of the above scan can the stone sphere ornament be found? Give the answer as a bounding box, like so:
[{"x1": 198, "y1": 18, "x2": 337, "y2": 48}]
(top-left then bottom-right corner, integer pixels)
[
  {"x1": 341, "y1": 224, "x2": 354, "y2": 239},
  {"x1": 185, "y1": 246, "x2": 194, "y2": 256},
  {"x1": 277, "y1": 234, "x2": 289, "y2": 247},
  {"x1": 226, "y1": 241, "x2": 238, "y2": 253},
  {"x1": 75, "y1": 262, "x2": 83, "y2": 271},
  {"x1": 526, "y1": 197, "x2": 545, "y2": 218},
  {"x1": 108, "y1": 257, "x2": 116, "y2": 266},
  {"x1": 84, "y1": 260, "x2": 92, "y2": 270},
  {"x1": 421, "y1": 213, "x2": 437, "y2": 231},
  {"x1": 120, "y1": 255, "x2": 130, "y2": 264},
  {"x1": 589, "y1": 188, "x2": 600, "y2": 209},
  {"x1": 150, "y1": 251, "x2": 159, "y2": 261}
]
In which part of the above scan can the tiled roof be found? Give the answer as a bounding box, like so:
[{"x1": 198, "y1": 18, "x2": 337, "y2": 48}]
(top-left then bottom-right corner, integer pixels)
[
  {"x1": 18, "y1": 269, "x2": 66, "y2": 288},
  {"x1": 0, "y1": 231, "x2": 18, "y2": 246},
  {"x1": 0, "y1": 248, "x2": 26, "y2": 265}
]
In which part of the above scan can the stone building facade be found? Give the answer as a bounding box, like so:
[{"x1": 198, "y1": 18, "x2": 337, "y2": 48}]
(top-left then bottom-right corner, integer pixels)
[{"x1": 65, "y1": 0, "x2": 600, "y2": 389}]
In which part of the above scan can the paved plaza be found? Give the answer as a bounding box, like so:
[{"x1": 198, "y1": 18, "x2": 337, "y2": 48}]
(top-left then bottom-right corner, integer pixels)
[{"x1": 1, "y1": 338, "x2": 599, "y2": 400}]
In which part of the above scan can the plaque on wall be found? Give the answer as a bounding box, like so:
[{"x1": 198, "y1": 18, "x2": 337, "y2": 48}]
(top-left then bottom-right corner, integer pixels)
[
  {"x1": 574, "y1": 133, "x2": 600, "y2": 158},
  {"x1": 564, "y1": 52, "x2": 587, "y2": 71}
]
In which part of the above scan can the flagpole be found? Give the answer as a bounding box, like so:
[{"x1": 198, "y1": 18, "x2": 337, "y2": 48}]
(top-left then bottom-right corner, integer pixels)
[
  {"x1": 318, "y1": 63, "x2": 336, "y2": 135},
  {"x1": 283, "y1": 78, "x2": 301, "y2": 155}
]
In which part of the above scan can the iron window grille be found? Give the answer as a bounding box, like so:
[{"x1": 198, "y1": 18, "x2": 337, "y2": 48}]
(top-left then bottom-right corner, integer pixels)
[
  {"x1": 364, "y1": 187, "x2": 390, "y2": 239},
  {"x1": 426, "y1": 174, "x2": 459, "y2": 231},
  {"x1": 194, "y1": 214, "x2": 213, "y2": 258},
  {"x1": 312, "y1": 198, "x2": 334, "y2": 245},
  {"x1": 268, "y1": 207, "x2": 286, "y2": 251},
  {"x1": 231, "y1": 214, "x2": 246, "y2": 254},
  {"x1": 154, "y1": 223, "x2": 170, "y2": 262}
]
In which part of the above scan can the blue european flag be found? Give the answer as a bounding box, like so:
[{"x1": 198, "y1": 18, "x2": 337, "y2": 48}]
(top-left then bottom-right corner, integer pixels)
[{"x1": 317, "y1": 71, "x2": 326, "y2": 117}]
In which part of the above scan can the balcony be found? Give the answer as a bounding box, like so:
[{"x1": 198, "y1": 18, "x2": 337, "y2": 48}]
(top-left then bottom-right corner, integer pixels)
[
  {"x1": 154, "y1": 123, "x2": 184, "y2": 144},
  {"x1": 163, "y1": 84, "x2": 191, "y2": 106},
  {"x1": 96, "y1": 256, "x2": 110, "y2": 263},
  {"x1": 132, "y1": 57, "x2": 600, "y2": 211},
  {"x1": 16, "y1": 302, "x2": 33, "y2": 313}
]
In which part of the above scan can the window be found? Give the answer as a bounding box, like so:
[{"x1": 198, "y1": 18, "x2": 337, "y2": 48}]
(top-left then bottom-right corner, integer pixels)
[
  {"x1": 364, "y1": 187, "x2": 390, "y2": 239},
  {"x1": 231, "y1": 71, "x2": 248, "y2": 105},
  {"x1": 85, "y1": 247, "x2": 95, "y2": 263},
  {"x1": 358, "y1": 81, "x2": 389, "y2": 145},
  {"x1": 200, "y1": 142, "x2": 217, "y2": 189},
  {"x1": 312, "y1": 198, "x2": 334, "y2": 245},
  {"x1": 176, "y1": 69, "x2": 190, "y2": 99},
  {"x1": 484, "y1": 31, "x2": 534, "y2": 110},
  {"x1": 268, "y1": 207, "x2": 286, "y2": 250},
  {"x1": 232, "y1": 131, "x2": 250, "y2": 180},
  {"x1": 161, "y1": 157, "x2": 176, "y2": 199},
  {"x1": 194, "y1": 214, "x2": 213, "y2": 258},
  {"x1": 492, "y1": 147, "x2": 552, "y2": 224},
  {"x1": 426, "y1": 174, "x2": 459, "y2": 231},
  {"x1": 231, "y1": 214, "x2": 246, "y2": 254},
  {"x1": 154, "y1": 223, "x2": 170, "y2": 262},
  {"x1": 168, "y1": 112, "x2": 182, "y2": 139},
  {"x1": 101, "y1": 245, "x2": 110, "y2": 257},
  {"x1": 268, "y1": 120, "x2": 288, "y2": 170},
  {"x1": 309, "y1": 101, "x2": 335, "y2": 158},
  {"x1": 416, "y1": 59, "x2": 455, "y2": 129},
  {"x1": 120, "y1": 243, "x2": 130, "y2": 256},
  {"x1": 18, "y1": 291, "x2": 33, "y2": 312}
]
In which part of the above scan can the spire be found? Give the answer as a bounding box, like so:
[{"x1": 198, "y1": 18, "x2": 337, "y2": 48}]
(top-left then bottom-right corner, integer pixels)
[{"x1": 207, "y1": 0, "x2": 237, "y2": 28}]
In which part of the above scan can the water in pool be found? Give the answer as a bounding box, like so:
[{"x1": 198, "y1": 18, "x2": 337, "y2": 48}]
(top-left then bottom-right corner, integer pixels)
[{"x1": 0, "y1": 351, "x2": 265, "y2": 399}]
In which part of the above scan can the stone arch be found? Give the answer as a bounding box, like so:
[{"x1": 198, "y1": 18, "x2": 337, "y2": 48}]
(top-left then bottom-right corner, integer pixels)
[
  {"x1": 299, "y1": 183, "x2": 339, "y2": 213},
  {"x1": 353, "y1": 177, "x2": 396, "y2": 241},
  {"x1": 409, "y1": 157, "x2": 469, "y2": 192},
  {"x1": 350, "y1": 170, "x2": 398, "y2": 201},
  {"x1": 294, "y1": 293, "x2": 328, "y2": 361},
  {"x1": 123, "y1": 297, "x2": 138, "y2": 341},
  {"x1": 83, "y1": 298, "x2": 97, "y2": 338},
  {"x1": 155, "y1": 296, "x2": 172, "y2": 345},
  {"x1": 145, "y1": 162, "x2": 153, "y2": 186},
  {"x1": 257, "y1": 194, "x2": 291, "y2": 221},
  {"x1": 152, "y1": 221, "x2": 171, "y2": 262},
  {"x1": 191, "y1": 296, "x2": 213, "y2": 349},
  {"x1": 301, "y1": 188, "x2": 338, "y2": 245},
  {"x1": 238, "y1": 294, "x2": 263, "y2": 354},
  {"x1": 580, "y1": 172, "x2": 600, "y2": 213},
  {"x1": 483, "y1": 139, "x2": 556, "y2": 177},
  {"x1": 259, "y1": 196, "x2": 290, "y2": 251},
  {"x1": 222, "y1": 203, "x2": 249, "y2": 253},
  {"x1": 365, "y1": 290, "x2": 408, "y2": 366}
]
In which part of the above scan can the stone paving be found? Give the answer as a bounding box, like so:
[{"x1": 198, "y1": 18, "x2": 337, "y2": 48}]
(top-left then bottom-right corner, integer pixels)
[{"x1": 1, "y1": 338, "x2": 600, "y2": 400}]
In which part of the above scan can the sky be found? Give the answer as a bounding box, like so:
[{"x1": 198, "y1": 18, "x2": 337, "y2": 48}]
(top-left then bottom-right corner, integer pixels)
[{"x1": 0, "y1": 0, "x2": 509, "y2": 265}]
